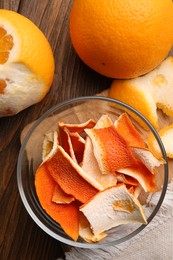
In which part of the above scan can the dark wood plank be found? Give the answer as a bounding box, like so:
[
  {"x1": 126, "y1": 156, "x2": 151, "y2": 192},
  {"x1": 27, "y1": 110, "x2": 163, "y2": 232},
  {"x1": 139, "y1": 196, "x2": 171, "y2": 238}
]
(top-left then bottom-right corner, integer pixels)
[{"x1": 0, "y1": 0, "x2": 111, "y2": 259}]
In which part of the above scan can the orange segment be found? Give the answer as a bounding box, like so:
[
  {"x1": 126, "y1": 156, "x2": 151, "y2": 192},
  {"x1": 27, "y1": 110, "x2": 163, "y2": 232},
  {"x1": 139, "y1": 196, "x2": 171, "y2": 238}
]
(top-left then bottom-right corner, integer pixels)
[
  {"x1": 114, "y1": 113, "x2": 146, "y2": 148},
  {"x1": 52, "y1": 184, "x2": 75, "y2": 204},
  {"x1": 35, "y1": 164, "x2": 79, "y2": 241},
  {"x1": 117, "y1": 161, "x2": 156, "y2": 192},
  {"x1": 43, "y1": 145, "x2": 102, "y2": 203},
  {"x1": 0, "y1": 79, "x2": 7, "y2": 94},
  {"x1": 0, "y1": 10, "x2": 55, "y2": 117},
  {"x1": 0, "y1": 27, "x2": 14, "y2": 63},
  {"x1": 85, "y1": 125, "x2": 138, "y2": 174}
]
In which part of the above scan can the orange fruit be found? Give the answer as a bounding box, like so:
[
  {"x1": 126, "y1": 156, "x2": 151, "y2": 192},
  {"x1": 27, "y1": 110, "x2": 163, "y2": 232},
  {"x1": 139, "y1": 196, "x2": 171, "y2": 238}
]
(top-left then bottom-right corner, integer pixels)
[
  {"x1": 70, "y1": 0, "x2": 173, "y2": 79},
  {"x1": 0, "y1": 9, "x2": 55, "y2": 116},
  {"x1": 109, "y1": 56, "x2": 173, "y2": 130}
]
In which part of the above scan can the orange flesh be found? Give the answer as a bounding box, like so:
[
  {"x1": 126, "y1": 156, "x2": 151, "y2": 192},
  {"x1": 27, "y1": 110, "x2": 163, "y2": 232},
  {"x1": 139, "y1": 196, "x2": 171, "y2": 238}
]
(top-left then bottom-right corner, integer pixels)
[
  {"x1": 35, "y1": 164, "x2": 79, "y2": 241},
  {"x1": 0, "y1": 79, "x2": 7, "y2": 94},
  {"x1": 0, "y1": 27, "x2": 14, "y2": 64}
]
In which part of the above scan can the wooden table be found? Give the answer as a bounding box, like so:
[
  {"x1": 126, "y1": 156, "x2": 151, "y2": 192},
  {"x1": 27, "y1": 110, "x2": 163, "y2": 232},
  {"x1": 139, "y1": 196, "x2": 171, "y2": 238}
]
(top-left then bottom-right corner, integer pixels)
[{"x1": 0, "y1": 1, "x2": 111, "y2": 259}]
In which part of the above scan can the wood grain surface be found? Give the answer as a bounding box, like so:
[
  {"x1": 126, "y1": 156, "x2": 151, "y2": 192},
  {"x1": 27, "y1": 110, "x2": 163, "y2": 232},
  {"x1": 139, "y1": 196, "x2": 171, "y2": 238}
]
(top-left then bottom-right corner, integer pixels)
[
  {"x1": 0, "y1": 1, "x2": 173, "y2": 260},
  {"x1": 0, "y1": 1, "x2": 111, "y2": 259}
]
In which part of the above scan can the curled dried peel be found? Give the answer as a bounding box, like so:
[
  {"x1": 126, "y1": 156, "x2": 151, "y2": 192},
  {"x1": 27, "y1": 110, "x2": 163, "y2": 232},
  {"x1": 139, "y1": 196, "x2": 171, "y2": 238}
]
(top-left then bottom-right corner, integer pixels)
[
  {"x1": 116, "y1": 172, "x2": 139, "y2": 186},
  {"x1": 114, "y1": 113, "x2": 146, "y2": 148},
  {"x1": 58, "y1": 119, "x2": 96, "y2": 134},
  {"x1": 43, "y1": 145, "x2": 102, "y2": 203},
  {"x1": 69, "y1": 132, "x2": 85, "y2": 164},
  {"x1": 81, "y1": 136, "x2": 117, "y2": 189},
  {"x1": 79, "y1": 212, "x2": 107, "y2": 243},
  {"x1": 132, "y1": 147, "x2": 165, "y2": 173},
  {"x1": 117, "y1": 161, "x2": 156, "y2": 192},
  {"x1": 42, "y1": 131, "x2": 59, "y2": 162},
  {"x1": 80, "y1": 184, "x2": 147, "y2": 236},
  {"x1": 85, "y1": 125, "x2": 138, "y2": 174},
  {"x1": 52, "y1": 184, "x2": 75, "y2": 204},
  {"x1": 35, "y1": 164, "x2": 79, "y2": 241}
]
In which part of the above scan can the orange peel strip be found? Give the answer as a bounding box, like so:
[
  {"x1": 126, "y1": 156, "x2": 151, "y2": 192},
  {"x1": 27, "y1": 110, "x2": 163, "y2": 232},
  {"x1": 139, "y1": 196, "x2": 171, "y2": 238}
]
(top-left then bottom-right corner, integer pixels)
[
  {"x1": 85, "y1": 125, "x2": 138, "y2": 174},
  {"x1": 58, "y1": 126, "x2": 77, "y2": 162},
  {"x1": 117, "y1": 161, "x2": 156, "y2": 192},
  {"x1": 35, "y1": 164, "x2": 79, "y2": 241},
  {"x1": 58, "y1": 119, "x2": 96, "y2": 134},
  {"x1": 43, "y1": 145, "x2": 102, "y2": 203},
  {"x1": 80, "y1": 184, "x2": 147, "y2": 235},
  {"x1": 116, "y1": 172, "x2": 139, "y2": 186},
  {"x1": 79, "y1": 212, "x2": 107, "y2": 243},
  {"x1": 52, "y1": 184, "x2": 75, "y2": 204},
  {"x1": 81, "y1": 136, "x2": 117, "y2": 189},
  {"x1": 69, "y1": 132, "x2": 85, "y2": 164},
  {"x1": 132, "y1": 147, "x2": 165, "y2": 173},
  {"x1": 114, "y1": 113, "x2": 146, "y2": 148}
]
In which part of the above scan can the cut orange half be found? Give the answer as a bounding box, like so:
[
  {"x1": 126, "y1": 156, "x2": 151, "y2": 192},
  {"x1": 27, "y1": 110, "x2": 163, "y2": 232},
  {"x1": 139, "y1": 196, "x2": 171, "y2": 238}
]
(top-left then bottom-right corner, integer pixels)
[{"x1": 0, "y1": 10, "x2": 54, "y2": 116}]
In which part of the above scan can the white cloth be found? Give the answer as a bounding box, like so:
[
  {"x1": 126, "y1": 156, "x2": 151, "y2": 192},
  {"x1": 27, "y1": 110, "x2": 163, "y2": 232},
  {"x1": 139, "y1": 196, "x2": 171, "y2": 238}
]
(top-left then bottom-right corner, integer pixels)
[{"x1": 58, "y1": 180, "x2": 173, "y2": 260}]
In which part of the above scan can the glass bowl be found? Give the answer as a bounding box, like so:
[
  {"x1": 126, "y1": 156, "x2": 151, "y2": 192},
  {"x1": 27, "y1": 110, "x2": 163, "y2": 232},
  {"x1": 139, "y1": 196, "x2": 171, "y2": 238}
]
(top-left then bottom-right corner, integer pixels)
[{"x1": 17, "y1": 96, "x2": 168, "y2": 248}]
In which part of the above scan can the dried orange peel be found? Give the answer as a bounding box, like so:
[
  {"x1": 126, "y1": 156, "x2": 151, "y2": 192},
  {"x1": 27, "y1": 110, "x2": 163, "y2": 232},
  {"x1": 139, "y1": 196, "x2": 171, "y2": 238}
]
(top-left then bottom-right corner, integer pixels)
[
  {"x1": 147, "y1": 122, "x2": 173, "y2": 158},
  {"x1": 34, "y1": 113, "x2": 164, "y2": 242}
]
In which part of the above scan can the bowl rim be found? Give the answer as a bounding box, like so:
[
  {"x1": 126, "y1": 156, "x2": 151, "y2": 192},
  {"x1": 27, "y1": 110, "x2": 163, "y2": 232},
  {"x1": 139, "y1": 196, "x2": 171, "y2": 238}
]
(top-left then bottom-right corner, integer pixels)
[{"x1": 17, "y1": 96, "x2": 169, "y2": 248}]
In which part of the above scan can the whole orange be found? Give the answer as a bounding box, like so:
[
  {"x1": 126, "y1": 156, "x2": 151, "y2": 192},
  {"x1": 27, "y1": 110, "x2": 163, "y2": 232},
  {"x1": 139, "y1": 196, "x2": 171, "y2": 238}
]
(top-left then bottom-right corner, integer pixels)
[{"x1": 70, "y1": 0, "x2": 173, "y2": 79}]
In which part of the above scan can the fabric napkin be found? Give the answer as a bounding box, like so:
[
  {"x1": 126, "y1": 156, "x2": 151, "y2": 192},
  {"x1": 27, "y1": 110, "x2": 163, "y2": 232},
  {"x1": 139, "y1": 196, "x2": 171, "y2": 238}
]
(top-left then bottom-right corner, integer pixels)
[{"x1": 58, "y1": 179, "x2": 173, "y2": 260}]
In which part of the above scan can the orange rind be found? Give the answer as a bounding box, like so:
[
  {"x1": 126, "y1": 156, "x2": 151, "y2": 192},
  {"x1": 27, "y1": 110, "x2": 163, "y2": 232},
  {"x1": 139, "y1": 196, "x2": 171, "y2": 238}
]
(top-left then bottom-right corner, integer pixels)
[
  {"x1": 81, "y1": 136, "x2": 117, "y2": 189},
  {"x1": 79, "y1": 212, "x2": 107, "y2": 243},
  {"x1": 43, "y1": 145, "x2": 102, "y2": 203},
  {"x1": 34, "y1": 113, "x2": 161, "y2": 242},
  {"x1": 109, "y1": 57, "x2": 173, "y2": 130},
  {"x1": 114, "y1": 113, "x2": 146, "y2": 148},
  {"x1": 147, "y1": 122, "x2": 173, "y2": 158},
  {"x1": 132, "y1": 147, "x2": 165, "y2": 173},
  {"x1": 85, "y1": 125, "x2": 138, "y2": 174},
  {"x1": 58, "y1": 119, "x2": 96, "y2": 134},
  {"x1": 35, "y1": 164, "x2": 79, "y2": 241},
  {"x1": 117, "y1": 161, "x2": 156, "y2": 192},
  {"x1": 52, "y1": 184, "x2": 75, "y2": 204},
  {"x1": 80, "y1": 184, "x2": 147, "y2": 236}
]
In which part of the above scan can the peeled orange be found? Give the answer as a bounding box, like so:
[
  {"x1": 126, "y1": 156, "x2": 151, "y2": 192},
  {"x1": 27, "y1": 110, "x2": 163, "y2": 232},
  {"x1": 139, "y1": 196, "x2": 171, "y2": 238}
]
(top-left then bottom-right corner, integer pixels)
[
  {"x1": 70, "y1": 0, "x2": 173, "y2": 79},
  {"x1": 0, "y1": 9, "x2": 55, "y2": 116}
]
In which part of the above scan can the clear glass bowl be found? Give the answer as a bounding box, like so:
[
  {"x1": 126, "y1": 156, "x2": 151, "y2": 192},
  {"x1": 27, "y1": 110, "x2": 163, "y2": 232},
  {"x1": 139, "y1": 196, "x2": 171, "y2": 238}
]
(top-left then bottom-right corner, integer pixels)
[{"x1": 17, "y1": 96, "x2": 168, "y2": 248}]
